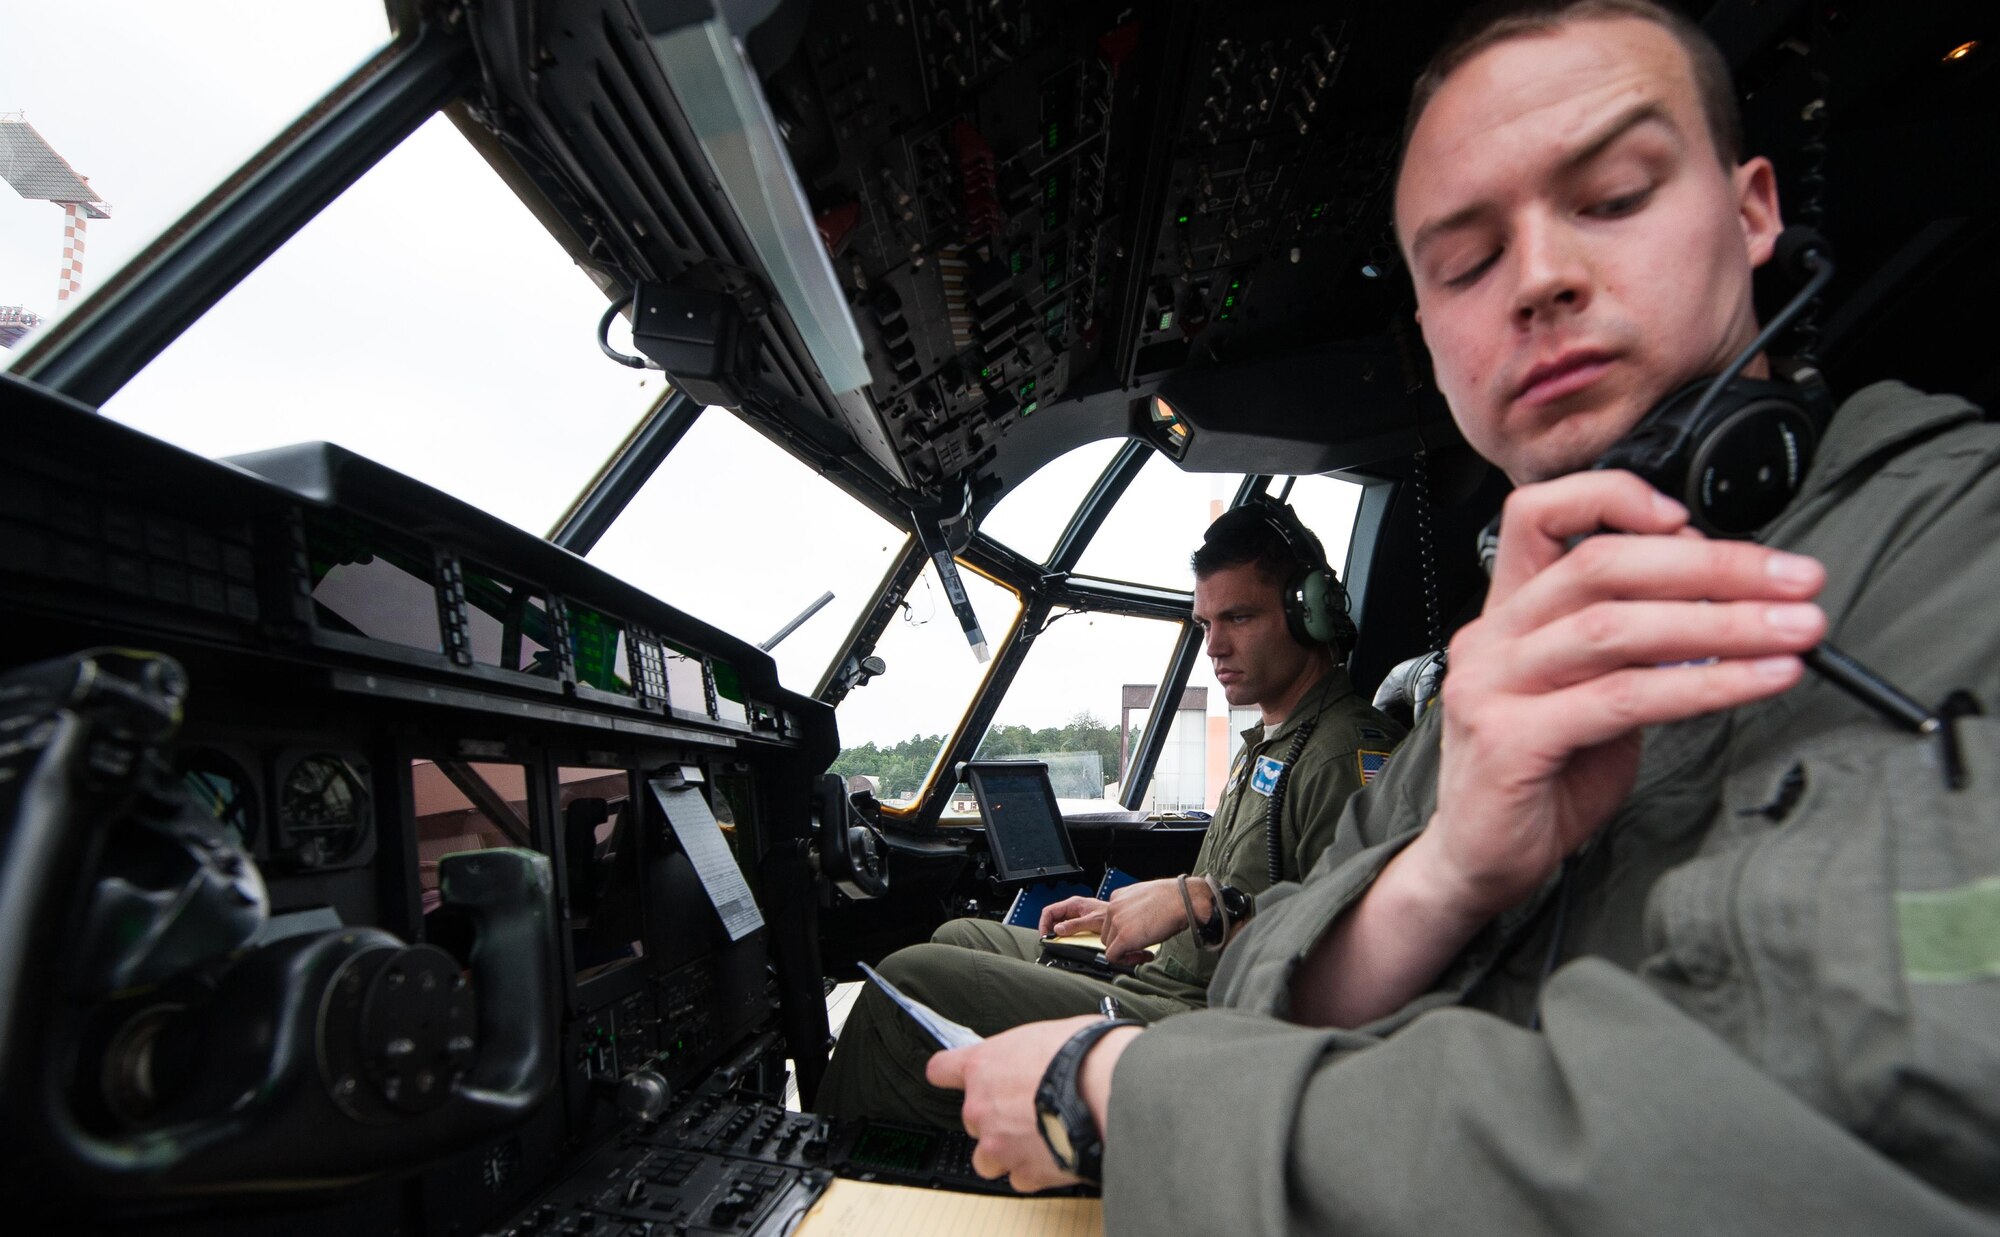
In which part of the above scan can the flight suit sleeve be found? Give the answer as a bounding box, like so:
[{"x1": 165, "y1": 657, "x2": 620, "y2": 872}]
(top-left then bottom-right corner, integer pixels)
[
  {"x1": 1109, "y1": 715, "x2": 2000, "y2": 1235},
  {"x1": 1103, "y1": 959, "x2": 1993, "y2": 1237}
]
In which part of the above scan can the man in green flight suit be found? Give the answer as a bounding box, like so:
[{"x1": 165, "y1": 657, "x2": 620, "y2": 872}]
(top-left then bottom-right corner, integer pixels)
[
  {"x1": 927, "y1": 1, "x2": 2000, "y2": 1232},
  {"x1": 814, "y1": 499, "x2": 1405, "y2": 1131}
]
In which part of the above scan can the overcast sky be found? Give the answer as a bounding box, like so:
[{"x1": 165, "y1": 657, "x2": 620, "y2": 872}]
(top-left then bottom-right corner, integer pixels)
[{"x1": 2, "y1": 2, "x2": 1362, "y2": 754}]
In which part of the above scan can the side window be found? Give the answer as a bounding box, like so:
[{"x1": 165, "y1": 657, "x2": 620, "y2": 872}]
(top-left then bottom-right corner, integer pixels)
[
  {"x1": 1269, "y1": 474, "x2": 1366, "y2": 577},
  {"x1": 828, "y1": 562, "x2": 1023, "y2": 810},
  {"x1": 587, "y1": 409, "x2": 907, "y2": 695},
  {"x1": 1129, "y1": 688, "x2": 1222, "y2": 815}
]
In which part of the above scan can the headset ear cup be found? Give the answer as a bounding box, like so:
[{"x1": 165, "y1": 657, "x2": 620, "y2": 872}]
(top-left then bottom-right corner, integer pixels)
[
  {"x1": 1301, "y1": 568, "x2": 1357, "y2": 653},
  {"x1": 1280, "y1": 568, "x2": 1313, "y2": 646},
  {"x1": 1330, "y1": 575, "x2": 1357, "y2": 653},
  {"x1": 1298, "y1": 569, "x2": 1336, "y2": 646}
]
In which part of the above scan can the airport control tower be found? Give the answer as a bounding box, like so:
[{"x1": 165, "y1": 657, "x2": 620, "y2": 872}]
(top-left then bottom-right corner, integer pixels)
[{"x1": 0, "y1": 115, "x2": 111, "y2": 348}]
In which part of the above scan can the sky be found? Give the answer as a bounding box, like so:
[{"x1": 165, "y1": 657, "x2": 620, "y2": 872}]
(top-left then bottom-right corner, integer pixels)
[{"x1": 1, "y1": 2, "x2": 1364, "y2": 755}]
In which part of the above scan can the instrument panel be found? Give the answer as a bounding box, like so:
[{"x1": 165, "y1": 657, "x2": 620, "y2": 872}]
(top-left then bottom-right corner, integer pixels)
[
  {"x1": 0, "y1": 375, "x2": 839, "y2": 1233},
  {"x1": 771, "y1": 0, "x2": 1423, "y2": 489}
]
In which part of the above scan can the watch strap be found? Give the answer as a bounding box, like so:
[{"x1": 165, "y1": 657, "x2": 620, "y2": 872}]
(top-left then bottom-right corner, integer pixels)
[
  {"x1": 1179, "y1": 873, "x2": 1225, "y2": 948},
  {"x1": 1034, "y1": 1017, "x2": 1141, "y2": 1180}
]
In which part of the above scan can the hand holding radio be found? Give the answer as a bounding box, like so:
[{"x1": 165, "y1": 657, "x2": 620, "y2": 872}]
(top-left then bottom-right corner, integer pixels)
[
  {"x1": 1417, "y1": 471, "x2": 1826, "y2": 919},
  {"x1": 1290, "y1": 473, "x2": 1827, "y2": 1029}
]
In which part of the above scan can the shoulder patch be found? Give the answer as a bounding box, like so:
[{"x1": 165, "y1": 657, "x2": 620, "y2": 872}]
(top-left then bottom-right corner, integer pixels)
[
  {"x1": 1358, "y1": 726, "x2": 1389, "y2": 742},
  {"x1": 1357, "y1": 749, "x2": 1392, "y2": 785},
  {"x1": 1250, "y1": 754, "x2": 1285, "y2": 796}
]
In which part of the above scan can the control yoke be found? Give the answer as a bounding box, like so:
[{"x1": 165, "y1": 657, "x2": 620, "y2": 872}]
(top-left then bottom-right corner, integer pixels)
[
  {"x1": 811, "y1": 773, "x2": 890, "y2": 899},
  {"x1": 0, "y1": 651, "x2": 558, "y2": 1199}
]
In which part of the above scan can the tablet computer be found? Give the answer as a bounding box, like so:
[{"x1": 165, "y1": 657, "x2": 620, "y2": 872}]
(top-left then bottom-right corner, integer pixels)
[{"x1": 963, "y1": 760, "x2": 1084, "y2": 885}]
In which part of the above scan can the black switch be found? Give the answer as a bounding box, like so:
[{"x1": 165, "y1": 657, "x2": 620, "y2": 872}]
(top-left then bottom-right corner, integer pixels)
[{"x1": 869, "y1": 285, "x2": 903, "y2": 324}]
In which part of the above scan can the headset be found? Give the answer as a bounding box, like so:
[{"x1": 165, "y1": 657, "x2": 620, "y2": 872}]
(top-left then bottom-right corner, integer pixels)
[
  {"x1": 1594, "y1": 226, "x2": 1837, "y2": 538},
  {"x1": 1213, "y1": 493, "x2": 1359, "y2": 653}
]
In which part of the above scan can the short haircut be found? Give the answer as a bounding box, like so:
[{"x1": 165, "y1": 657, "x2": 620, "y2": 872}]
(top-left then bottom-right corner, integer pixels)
[
  {"x1": 1401, "y1": 0, "x2": 1743, "y2": 169},
  {"x1": 1190, "y1": 503, "x2": 1325, "y2": 585}
]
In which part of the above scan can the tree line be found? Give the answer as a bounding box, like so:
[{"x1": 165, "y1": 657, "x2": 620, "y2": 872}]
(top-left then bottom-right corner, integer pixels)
[{"x1": 831, "y1": 711, "x2": 1134, "y2": 801}]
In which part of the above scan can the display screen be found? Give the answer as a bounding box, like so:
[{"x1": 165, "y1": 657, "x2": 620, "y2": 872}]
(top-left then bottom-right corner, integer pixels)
[
  {"x1": 968, "y1": 763, "x2": 1081, "y2": 882},
  {"x1": 559, "y1": 766, "x2": 644, "y2": 984},
  {"x1": 711, "y1": 659, "x2": 749, "y2": 725},
  {"x1": 567, "y1": 604, "x2": 632, "y2": 695},
  {"x1": 303, "y1": 511, "x2": 441, "y2": 652},
  {"x1": 849, "y1": 1125, "x2": 937, "y2": 1174},
  {"x1": 665, "y1": 641, "x2": 710, "y2": 718},
  {"x1": 410, "y1": 759, "x2": 534, "y2": 913},
  {"x1": 462, "y1": 561, "x2": 558, "y2": 678}
]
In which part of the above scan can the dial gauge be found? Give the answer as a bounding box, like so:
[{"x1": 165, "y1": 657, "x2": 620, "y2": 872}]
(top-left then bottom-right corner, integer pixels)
[{"x1": 278, "y1": 753, "x2": 371, "y2": 868}]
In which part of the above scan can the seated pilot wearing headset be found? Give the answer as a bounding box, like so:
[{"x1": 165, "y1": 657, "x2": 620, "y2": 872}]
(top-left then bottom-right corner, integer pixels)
[
  {"x1": 813, "y1": 500, "x2": 1405, "y2": 1132},
  {"x1": 925, "y1": 2, "x2": 2000, "y2": 1232}
]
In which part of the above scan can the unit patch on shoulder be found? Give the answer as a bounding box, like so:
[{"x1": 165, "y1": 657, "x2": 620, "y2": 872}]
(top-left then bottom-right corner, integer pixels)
[
  {"x1": 1250, "y1": 754, "x2": 1286, "y2": 797},
  {"x1": 1357, "y1": 750, "x2": 1392, "y2": 785},
  {"x1": 1359, "y1": 726, "x2": 1389, "y2": 742}
]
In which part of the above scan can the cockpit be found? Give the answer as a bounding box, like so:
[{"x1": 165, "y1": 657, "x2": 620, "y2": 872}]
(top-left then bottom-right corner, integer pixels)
[{"x1": 2, "y1": 1, "x2": 1995, "y2": 1233}]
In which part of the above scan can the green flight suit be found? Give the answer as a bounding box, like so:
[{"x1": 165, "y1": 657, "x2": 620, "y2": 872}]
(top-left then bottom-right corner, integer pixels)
[
  {"x1": 1105, "y1": 382, "x2": 2000, "y2": 1234},
  {"x1": 815, "y1": 666, "x2": 1404, "y2": 1129}
]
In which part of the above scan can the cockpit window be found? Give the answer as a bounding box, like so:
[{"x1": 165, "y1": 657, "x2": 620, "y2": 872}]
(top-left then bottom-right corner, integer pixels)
[
  {"x1": 979, "y1": 438, "x2": 1124, "y2": 565},
  {"x1": 587, "y1": 407, "x2": 908, "y2": 696},
  {"x1": 829, "y1": 562, "x2": 1023, "y2": 811},
  {"x1": 0, "y1": 4, "x2": 393, "y2": 349},
  {"x1": 1069, "y1": 454, "x2": 1249, "y2": 586},
  {"x1": 94, "y1": 113, "x2": 662, "y2": 538},
  {"x1": 956, "y1": 609, "x2": 1184, "y2": 816}
]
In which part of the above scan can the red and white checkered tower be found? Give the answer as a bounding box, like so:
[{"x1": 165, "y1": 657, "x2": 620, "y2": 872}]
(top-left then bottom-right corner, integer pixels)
[
  {"x1": 57, "y1": 198, "x2": 93, "y2": 300},
  {"x1": 0, "y1": 115, "x2": 112, "y2": 305}
]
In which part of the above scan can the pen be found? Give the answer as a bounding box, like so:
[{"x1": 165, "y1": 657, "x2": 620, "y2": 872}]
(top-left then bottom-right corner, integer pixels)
[{"x1": 1100, "y1": 994, "x2": 1121, "y2": 1020}]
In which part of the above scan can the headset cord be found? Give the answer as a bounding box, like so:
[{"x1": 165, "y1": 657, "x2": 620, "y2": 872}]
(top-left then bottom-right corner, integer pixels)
[
  {"x1": 1793, "y1": 13, "x2": 1832, "y2": 366},
  {"x1": 1265, "y1": 718, "x2": 1319, "y2": 886},
  {"x1": 1412, "y1": 444, "x2": 1444, "y2": 652}
]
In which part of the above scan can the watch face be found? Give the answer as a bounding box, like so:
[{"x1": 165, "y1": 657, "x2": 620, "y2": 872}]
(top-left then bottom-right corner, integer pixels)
[{"x1": 1039, "y1": 1105, "x2": 1076, "y2": 1168}]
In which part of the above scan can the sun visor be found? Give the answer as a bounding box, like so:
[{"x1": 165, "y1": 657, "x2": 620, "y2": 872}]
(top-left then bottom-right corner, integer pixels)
[{"x1": 643, "y1": 11, "x2": 872, "y2": 398}]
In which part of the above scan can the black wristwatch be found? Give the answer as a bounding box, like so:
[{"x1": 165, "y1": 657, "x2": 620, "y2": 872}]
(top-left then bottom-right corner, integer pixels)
[
  {"x1": 1193, "y1": 882, "x2": 1257, "y2": 949},
  {"x1": 1219, "y1": 883, "x2": 1256, "y2": 925},
  {"x1": 1034, "y1": 1018, "x2": 1141, "y2": 1181}
]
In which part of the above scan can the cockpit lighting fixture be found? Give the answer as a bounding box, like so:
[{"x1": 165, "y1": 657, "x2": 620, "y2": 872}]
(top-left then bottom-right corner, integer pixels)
[{"x1": 1148, "y1": 395, "x2": 1193, "y2": 458}]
